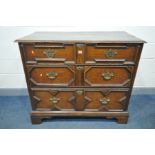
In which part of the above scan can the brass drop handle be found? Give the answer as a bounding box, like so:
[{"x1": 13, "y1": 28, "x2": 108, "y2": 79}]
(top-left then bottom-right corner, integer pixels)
[
  {"x1": 105, "y1": 49, "x2": 117, "y2": 58},
  {"x1": 46, "y1": 72, "x2": 58, "y2": 80},
  {"x1": 99, "y1": 97, "x2": 110, "y2": 105},
  {"x1": 101, "y1": 72, "x2": 114, "y2": 80},
  {"x1": 43, "y1": 49, "x2": 55, "y2": 58},
  {"x1": 49, "y1": 97, "x2": 60, "y2": 104}
]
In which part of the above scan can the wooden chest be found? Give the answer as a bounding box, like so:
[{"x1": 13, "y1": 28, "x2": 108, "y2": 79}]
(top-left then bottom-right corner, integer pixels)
[{"x1": 16, "y1": 31, "x2": 145, "y2": 124}]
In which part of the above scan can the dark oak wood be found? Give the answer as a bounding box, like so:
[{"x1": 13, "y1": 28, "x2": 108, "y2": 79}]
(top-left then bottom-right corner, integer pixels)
[
  {"x1": 85, "y1": 44, "x2": 140, "y2": 64},
  {"x1": 27, "y1": 65, "x2": 75, "y2": 87},
  {"x1": 31, "y1": 88, "x2": 129, "y2": 112},
  {"x1": 116, "y1": 116, "x2": 128, "y2": 124},
  {"x1": 16, "y1": 31, "x2": 145, "y2": 125},
  {"x1": 31, "y1": 116, "x2": 43, "y2": 124},
  {"x1": 31, "y1": 111, "x2": 129, "y2": 124},
  {"x1": 84, "y1": 66, "x2": 134, "y2": 87},
  {"x1": 22, "y1": 43, "x2": 76, "y2": 64},
  {"x1": 15, "y1": 31, "x2": 146, "y2": 43}
]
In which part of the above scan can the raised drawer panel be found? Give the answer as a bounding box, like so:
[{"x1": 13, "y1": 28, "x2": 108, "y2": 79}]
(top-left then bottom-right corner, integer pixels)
[
  {"x1": 27, "y1": 65, "x2": 135, "y2": 87},
  {"x1": 23, "y1": 43, "x2": 75, "y2": 64},
  {"x1": 32, "y1": 89, "x2": 75, "y2": 111},
  {"x1": 27, "y1": 65, "x2": 75, "y2": 87},
  {"x1": 84, "y1": 66, "x2": 134, "y2": 87},
  {"x1": 84, "y1": 89, "x2": 129, "y2": 111},
  {"x1": 85, "y1": 44, "x2": 139, "y2": 64}
]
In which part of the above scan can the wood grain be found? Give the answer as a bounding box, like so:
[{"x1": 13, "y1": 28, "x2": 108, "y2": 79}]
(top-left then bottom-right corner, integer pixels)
[{"x1": 15, "y1": 31, "x2": 146, "y2": 43}]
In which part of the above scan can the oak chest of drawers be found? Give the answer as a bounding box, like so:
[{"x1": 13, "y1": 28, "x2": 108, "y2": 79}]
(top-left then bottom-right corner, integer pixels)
[{"x1": 16, "y1": 31, "x2": 145, "y2": 124}]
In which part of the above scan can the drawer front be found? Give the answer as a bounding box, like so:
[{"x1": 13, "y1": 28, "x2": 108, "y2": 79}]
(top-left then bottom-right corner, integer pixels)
[
  {"x1": 23, "y1": 43, "x2": 75, "y2": 64},
  {"x1": 84, "y1": 89, "x2": 129, "y2": 111},
  {"x1": 27, "y1": 65, "x2": 75, "y2": 87},
  {"x1": 31, "y1": 88, "x2": 129, "y2": 112},
  {"x1": 32, "y1": 89, "x2": 76, "y2": 111},
  {"x1": 27, "y1": 65, "x2": 134, "y2": 87},
  {"x1": 85, "y1": 44, "x2": 139, "y2": 64},
  {"x1": 84, "y1": 66, "x2": 134, "y2": 87}
]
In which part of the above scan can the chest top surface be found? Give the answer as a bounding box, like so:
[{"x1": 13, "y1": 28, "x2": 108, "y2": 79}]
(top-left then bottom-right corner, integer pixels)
[{"x1": 15, "y1": 31, "x2": 146, "y2": 43}]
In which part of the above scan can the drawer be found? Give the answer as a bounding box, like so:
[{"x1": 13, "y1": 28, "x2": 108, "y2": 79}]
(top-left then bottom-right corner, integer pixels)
[
  {"x1": 32, "y1": 88, "x2": 76, "y2": 111},
  {"x1": 23, "y1": 43, "x2": 75, "y2": 64},
  {"x1": 27, "y1": 65, "x2": 134, "y2": 87},
  {"x1": 27, "y1": 65, "x2": 76, "y2": 87},
  {"x1": 85, "y1": 44, "x2": 139, "y2": 65},
  {"x1": 31, "y1": 88, "x2": 129, "y2": 112},
  {"x1": 84, "y1": 88, "x2": 129, "y2": 111},
  {"x1": 84, "y1": 66, "x2": 134, "y2": 87}
]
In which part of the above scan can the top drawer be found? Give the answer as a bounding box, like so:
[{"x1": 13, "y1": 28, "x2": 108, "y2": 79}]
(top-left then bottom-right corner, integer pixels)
[
  {"x1": 22, "y1": 43, "x2": 75, "y2": 64},
  {"x1": 85, "y1": 44, "x2": 140, "y2": 65}
]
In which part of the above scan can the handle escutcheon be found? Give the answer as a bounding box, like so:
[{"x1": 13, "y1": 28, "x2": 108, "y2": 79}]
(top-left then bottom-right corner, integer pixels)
[
  {"x1": 105, "y1": 49, "x2": 117, "y2": 58},
  {"x1": 76, "y1": 66, "x2": 84, "y2": 71},
  {"x1": 76, "y1": 90, "x2": 84, "y2": 95},
  {"x1": 101, "y1": 72, "x2": 114, "y2": 80},
  {"x1": 100, "y1": 97, "x2": 110, "y2": 105},
  {"x1": 46, "y1": 72, "x2": 58, "y2": 80},
  {"x1": 43, "y1": 49, "x2": 55, "y2": 58}
]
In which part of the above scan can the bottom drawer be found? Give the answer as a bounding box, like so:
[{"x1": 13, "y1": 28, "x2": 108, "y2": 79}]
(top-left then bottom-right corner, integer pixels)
[{"x1": 31, "y1": 88, "x2": 129, "y2": 112}]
